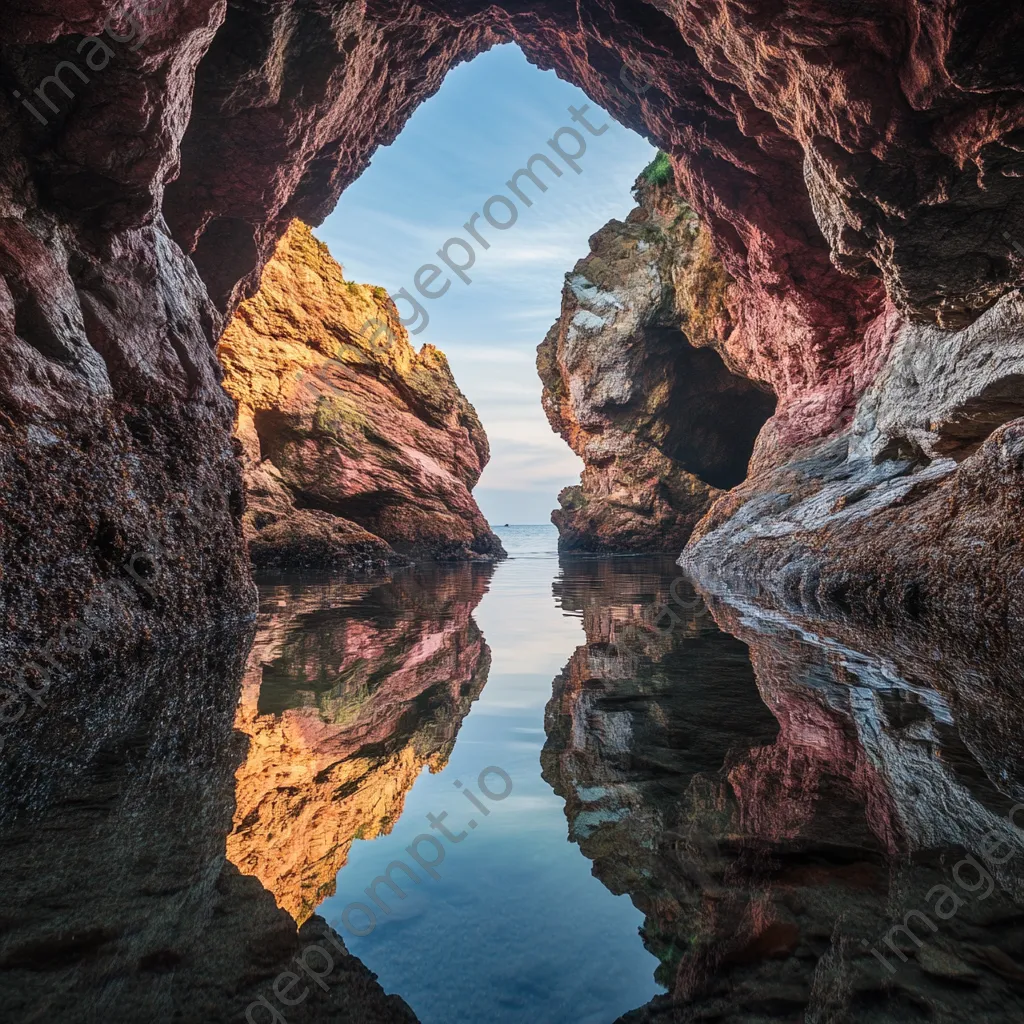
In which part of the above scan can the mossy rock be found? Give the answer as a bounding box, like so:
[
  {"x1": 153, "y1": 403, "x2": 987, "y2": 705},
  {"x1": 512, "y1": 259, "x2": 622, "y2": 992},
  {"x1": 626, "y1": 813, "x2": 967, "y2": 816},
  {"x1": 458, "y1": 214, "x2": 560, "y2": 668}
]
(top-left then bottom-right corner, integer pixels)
[
  {"x1": 313, "y1": 394, "x2": 369, "y2": 436},
  {"x1": 640, "y1": 151, "x2": 673, "y2": 187},
  {"x1": 558, "y1": 485, "x2": 586, "y2": 511}
]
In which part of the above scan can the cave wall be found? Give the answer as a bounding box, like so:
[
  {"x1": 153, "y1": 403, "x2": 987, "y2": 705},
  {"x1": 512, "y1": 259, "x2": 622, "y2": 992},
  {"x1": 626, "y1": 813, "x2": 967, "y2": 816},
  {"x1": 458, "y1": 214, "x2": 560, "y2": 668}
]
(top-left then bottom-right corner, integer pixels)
[{"x1": 3, "y1": 0, "x2": 1024, "y2": 670}]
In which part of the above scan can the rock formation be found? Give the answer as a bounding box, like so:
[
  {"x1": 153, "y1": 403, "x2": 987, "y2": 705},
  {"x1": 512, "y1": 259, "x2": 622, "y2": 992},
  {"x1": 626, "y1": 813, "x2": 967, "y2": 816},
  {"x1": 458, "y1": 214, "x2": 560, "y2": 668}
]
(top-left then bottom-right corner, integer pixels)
[
  {"x1": 219, "y1": 220, "x2": 503, "y2": 567},
  {"x1": 228, "y1": 563, "x2": 492, "y2": 923},
  {"x1": 538, "y1": 158, "x2": 775, "y2": 551},
  {"x1": 543, "y1": 558, "x2": 1024, "y2": 1023},
  {"x1": 0, "y1": 629, "x2": 416, "y2": 1024},
  {"x1": 5, "y1": 0, "x2": 1024, "y2": 770}
]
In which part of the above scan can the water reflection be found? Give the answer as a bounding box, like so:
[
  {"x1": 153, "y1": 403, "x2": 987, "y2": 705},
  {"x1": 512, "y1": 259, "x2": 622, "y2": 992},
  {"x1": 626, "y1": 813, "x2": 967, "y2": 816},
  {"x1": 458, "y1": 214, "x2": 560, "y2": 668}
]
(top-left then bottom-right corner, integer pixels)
[
  {"x1": 7, "y1": 541, "x2": 1024, "y2": 1023},
  {"x1": 230, "y1": 563, "x2": 493, "y2": 923},
  {"x1": 0, "y1": 629, "x2": 416, "y2": 1023},
  {"x1": 319, "y1": 530, "x2": 662, "y2": 1024},
  {"x1": 544, "y1": 558, "x2": 1024, "y2": 1022}
]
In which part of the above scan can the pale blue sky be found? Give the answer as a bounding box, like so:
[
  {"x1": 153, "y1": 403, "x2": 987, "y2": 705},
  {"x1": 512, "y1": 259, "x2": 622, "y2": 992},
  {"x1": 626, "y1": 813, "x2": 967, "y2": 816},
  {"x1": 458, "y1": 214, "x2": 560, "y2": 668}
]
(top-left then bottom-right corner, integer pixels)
[{"x1": 318, "y1": 43, "x2": 655, "y2": 524}]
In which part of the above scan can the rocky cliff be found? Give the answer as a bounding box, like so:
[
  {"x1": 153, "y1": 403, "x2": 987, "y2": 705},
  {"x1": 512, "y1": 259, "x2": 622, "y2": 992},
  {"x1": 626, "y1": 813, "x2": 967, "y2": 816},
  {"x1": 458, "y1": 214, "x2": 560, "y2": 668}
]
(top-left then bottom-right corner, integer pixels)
[
  {"x1": 538, "y1": 158, "x2": 776, "y2": 551},
  {"x1": 4, "y1": 1, "x2": 1024, "y2": 698},
  {"x1": 219, "y1": 220, "x2": 503, "y2": 567}
]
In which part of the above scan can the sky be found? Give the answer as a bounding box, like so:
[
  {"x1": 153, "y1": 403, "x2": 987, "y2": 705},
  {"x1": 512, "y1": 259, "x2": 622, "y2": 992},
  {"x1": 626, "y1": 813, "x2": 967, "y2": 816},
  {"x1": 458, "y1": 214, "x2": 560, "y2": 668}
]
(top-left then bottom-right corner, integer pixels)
[{"x1": 318, "y1": 43, "x2": 655, "y2": 525}]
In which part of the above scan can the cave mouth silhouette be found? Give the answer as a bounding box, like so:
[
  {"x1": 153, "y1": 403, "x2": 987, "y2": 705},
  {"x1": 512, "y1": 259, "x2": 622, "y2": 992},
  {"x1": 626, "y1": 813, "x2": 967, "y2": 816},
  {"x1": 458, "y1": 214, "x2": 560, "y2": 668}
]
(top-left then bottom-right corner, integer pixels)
[
  {"x1": 654, "y1": 325, "x2": 777, "y2": 491},
  {"x1": 298, "y1": 41, "x2": 662, "y2": 527}
]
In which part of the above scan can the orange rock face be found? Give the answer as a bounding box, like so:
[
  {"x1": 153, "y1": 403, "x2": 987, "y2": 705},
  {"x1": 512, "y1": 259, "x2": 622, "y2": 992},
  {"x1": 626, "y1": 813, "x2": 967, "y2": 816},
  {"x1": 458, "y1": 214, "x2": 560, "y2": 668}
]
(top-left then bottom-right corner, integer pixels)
[
  {"x1": 228, "y1": 565, "x2": 492, "y2": 923},
  {"x1": 219, "y1": 221, "x2": 504, "y2": 566}
]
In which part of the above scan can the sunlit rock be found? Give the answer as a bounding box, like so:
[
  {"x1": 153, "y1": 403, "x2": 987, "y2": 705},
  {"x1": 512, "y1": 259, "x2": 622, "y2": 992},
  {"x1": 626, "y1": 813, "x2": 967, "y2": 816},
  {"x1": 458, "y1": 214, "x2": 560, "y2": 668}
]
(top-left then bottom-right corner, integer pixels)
[
  {"x1": 538, "y1": 161, "x2": 775, "y2": 551},
  {"x1": 220, "y1": 221, "x2": 504, "y2": 566}
]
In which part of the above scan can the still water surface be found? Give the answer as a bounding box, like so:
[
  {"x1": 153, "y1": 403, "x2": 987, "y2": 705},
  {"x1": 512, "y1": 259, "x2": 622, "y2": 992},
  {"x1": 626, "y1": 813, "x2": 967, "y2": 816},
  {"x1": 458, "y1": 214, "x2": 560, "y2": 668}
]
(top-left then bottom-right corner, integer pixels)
[
  {"x1": 322, "y1": 526, "x2": 686, "y2": 1023},
  {"x1": 246, "y1": 523, "x2": 1024, "y2": 1024},
  {"x1": 260, "y1": 526, "x2": 676, "y2": 1022},
  {"x1": 244, "y1": 525, "x2": 783, "y2": 1021},
  {"x1": 7, "y1": 526, "x2": 1024, "y2": 1022}
]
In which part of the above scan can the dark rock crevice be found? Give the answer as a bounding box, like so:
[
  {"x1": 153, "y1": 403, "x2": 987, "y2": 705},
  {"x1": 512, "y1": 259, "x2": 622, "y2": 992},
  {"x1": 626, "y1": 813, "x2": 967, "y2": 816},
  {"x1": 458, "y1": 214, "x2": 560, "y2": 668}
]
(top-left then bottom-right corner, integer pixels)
[
  {"x1": 4, "y1": 0, "x2": 1024, "y2": 677},
  {"x1": 658, "y1": 336, "x2": 776, "y2": 491},
  {"x1": 538, "y1": 173, "x2": 776, "y2": 551}
]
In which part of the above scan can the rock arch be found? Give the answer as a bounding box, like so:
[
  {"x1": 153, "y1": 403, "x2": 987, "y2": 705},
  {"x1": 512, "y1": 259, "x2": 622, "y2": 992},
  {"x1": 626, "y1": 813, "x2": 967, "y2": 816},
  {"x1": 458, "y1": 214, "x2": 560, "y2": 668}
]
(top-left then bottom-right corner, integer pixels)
[{"x1": 2, "y1": 0, "x2": 1024, "y2": 653}]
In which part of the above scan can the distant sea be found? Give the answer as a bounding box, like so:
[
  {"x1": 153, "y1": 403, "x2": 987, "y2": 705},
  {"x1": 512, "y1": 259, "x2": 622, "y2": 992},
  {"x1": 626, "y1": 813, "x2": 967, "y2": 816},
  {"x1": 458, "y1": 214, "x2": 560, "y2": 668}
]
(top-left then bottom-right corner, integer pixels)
[{"x1": 492, "y1": 523, "x2": 560, "y2": 558}]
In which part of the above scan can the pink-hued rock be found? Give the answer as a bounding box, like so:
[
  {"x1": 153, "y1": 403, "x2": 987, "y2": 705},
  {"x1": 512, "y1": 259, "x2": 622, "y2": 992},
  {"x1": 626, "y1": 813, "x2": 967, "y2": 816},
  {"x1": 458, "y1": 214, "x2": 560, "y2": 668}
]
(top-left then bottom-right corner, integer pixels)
[{"x1": 3, "y1": 0, "x2": 1024, "y2": 661}]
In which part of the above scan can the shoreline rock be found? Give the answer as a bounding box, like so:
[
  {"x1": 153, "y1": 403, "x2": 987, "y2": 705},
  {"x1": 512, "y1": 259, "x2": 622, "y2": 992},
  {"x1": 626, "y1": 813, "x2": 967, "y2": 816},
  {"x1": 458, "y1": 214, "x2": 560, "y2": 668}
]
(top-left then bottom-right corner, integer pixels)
[
  {"x1": 4, "y1": 0, "x2": 1024, "y2": 696},
  {"x1": 219, "y1": 221, "x2": 505, "y2": 569},
  {"x1": 538, "y1": 163, "x2": 775, "y2": 552}
]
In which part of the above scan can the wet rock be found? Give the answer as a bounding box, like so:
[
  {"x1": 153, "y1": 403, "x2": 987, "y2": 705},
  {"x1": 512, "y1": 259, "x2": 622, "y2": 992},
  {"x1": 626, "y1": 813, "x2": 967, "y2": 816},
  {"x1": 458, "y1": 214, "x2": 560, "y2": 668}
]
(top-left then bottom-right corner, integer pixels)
[
  {"x1": 683, "y1": 290, "x2": 1024, "y2": 643},
  {"x1": 918, "y1": 943, "x2": 979, "y2": 983}
]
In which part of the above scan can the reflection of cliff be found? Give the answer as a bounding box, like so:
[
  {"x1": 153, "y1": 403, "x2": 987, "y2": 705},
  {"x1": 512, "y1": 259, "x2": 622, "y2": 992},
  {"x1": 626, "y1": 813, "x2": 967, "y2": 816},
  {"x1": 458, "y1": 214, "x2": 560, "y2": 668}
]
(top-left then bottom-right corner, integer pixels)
[
  {"x1": 543, "y1": 557, "x2": 779, "y2": 988},
  {"x1": 0, "y1": 636, "x2": 416, "y2": 1024},
  {"x1": 229, "y1": 563, "x2": 493, "y2": 922},
  {"x1": 543, "y1": 558, "x2": 1024, "y2": 1022}
]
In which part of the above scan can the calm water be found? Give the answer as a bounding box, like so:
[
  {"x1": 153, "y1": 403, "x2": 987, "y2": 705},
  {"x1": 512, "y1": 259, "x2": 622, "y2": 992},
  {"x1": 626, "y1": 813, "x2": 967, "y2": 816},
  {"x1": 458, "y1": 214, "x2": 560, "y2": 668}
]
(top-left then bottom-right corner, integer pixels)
[
  {"x1": 5, "y1": 525, "x2": 1024, "y2": 1022},
  {"x1": 317, "y1": 527, "x2": 674, "y2": 1024},
  {"x1": 254, "y1": 525, "x2": 676, "y2": 1023}
]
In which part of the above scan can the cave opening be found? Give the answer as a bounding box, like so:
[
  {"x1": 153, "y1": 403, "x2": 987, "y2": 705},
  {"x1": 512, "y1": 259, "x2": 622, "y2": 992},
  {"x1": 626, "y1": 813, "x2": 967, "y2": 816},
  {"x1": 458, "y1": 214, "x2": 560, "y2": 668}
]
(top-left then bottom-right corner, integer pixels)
[
  {"x1": 220, "y1": 40, "x2": 780, "y2": 560},
  {"x1": 311, "y1": 42, "x2": 657, "y2": 530},
  {"x1": 657, "y1": 327, "x2": 777, "y2": 491},
  {"x1": 11, "y1": 6, "x2": 1024, "y2": 1024}
]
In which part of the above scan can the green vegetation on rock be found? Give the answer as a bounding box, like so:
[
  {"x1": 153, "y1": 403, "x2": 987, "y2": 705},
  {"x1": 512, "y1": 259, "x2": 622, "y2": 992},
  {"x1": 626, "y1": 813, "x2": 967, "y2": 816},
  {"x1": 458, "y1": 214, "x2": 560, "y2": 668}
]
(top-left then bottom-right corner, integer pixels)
[{"x1": 640, "y1": 151, "x2": 673, "y2": 188}]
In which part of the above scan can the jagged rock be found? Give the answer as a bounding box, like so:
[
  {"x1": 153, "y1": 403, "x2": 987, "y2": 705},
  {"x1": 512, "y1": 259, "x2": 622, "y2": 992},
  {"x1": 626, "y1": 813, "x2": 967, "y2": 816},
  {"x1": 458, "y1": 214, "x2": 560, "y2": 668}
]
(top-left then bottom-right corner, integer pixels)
[
  {"x1": 4, "y1": 0, "x2": 1024, "y2": 679},
  {"x1": 683, "y1": 290, "x2": 1024, "y2": 645},
  {"x1": 219, "y1": 221, "x2": 504, "y2": 565},
  {"x1": 538, "y1": 162, "x2": 775, "y2": 551}
]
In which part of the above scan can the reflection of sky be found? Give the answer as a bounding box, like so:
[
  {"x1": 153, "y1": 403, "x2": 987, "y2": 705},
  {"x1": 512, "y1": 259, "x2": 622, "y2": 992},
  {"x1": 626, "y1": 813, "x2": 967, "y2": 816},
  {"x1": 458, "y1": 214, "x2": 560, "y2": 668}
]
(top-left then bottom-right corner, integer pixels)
[
  {"x1": 319, "y1": 527, "x2": 663, "y2": 1024},
  {"x1": 318, "y1": 44, "x2": 656, "y2": 525}
]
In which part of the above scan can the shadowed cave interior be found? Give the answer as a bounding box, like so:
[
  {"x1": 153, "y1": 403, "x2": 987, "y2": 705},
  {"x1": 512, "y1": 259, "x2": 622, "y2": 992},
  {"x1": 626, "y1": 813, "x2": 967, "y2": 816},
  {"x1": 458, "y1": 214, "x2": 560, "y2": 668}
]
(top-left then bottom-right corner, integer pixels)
[{"x1": 4, "y1": 2, "x2": 1024, "y2": 1023}]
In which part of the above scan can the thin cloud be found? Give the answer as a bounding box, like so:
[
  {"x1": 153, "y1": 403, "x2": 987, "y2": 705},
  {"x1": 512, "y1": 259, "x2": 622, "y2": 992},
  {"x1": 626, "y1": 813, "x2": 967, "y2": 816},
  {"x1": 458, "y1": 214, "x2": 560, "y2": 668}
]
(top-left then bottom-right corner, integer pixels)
[{"x1": 320, "y1": 45, "x2": 652, "y2": 521}]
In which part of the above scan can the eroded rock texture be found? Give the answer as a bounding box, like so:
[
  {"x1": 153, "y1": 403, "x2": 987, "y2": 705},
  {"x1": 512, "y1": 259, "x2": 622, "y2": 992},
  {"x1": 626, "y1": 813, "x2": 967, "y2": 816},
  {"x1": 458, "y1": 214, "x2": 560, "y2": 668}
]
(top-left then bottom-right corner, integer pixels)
[
  {"x1": 683, "y1": 294, "x2": 1024, "y2": 646},
  {"x1": 538, "y1": 165, "x2": 775, "y2": 551},
  {"x1": 3, "y1": 2, "x2": 1024, "y2": 685},
  {"x1": 544, "y1": 558, "x2": 1024, "y2": 1023},
  {"x1": 219, "y1": 220, "x2": 503, "y2": 566}
]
